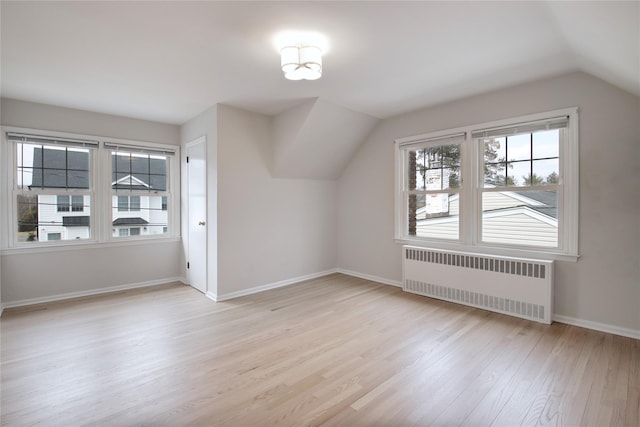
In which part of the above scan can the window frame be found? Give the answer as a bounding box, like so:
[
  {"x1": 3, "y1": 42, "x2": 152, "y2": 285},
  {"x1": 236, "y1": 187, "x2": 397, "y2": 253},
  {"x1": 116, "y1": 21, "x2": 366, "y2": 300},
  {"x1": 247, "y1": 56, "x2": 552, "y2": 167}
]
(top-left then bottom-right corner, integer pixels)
[
  {"x1": 1, "y1": 126, "x2": 180, "y2": 251},
  {"x1": 7, "y1": 132, "x2": 97, "y2": 245},
  {"x1": 106, "y1": 144, "x2": 173, "y2": 241},
  {"x1": 395, "y1": 108, "x2": 579, "y2": 261}
]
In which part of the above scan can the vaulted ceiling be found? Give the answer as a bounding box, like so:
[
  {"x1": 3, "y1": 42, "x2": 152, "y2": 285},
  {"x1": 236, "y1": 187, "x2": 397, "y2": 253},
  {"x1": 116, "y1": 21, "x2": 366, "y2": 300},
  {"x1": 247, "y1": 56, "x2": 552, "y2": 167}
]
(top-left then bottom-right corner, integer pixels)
[{"x1": 1, "y1": 1, "x2": 638, "y2": 125}]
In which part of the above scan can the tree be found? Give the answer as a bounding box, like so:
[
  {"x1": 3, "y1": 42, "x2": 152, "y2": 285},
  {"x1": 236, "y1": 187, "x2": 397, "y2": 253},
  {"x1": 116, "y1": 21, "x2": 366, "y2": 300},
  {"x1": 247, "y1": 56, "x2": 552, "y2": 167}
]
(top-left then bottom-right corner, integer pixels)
[
  {"x1": 522, "y1": 173, "x2": 545, "y2": 186},
  {"x1": 546, "y1": 171, "x2": 559, "y2": 184},
  {"x1": 495, "y1": 175, "x2": 516, "y2": 186},
  {"x1": 17, "y1": 194, "x2": 38, "y2": 232}
]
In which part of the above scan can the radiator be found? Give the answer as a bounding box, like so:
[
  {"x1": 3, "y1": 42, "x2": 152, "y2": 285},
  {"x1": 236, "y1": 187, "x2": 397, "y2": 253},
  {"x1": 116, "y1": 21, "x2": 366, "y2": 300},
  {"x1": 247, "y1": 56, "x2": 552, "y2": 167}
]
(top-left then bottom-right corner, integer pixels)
[{"x1": 402, "y1": 246, "x2": 554, "y2": 324}]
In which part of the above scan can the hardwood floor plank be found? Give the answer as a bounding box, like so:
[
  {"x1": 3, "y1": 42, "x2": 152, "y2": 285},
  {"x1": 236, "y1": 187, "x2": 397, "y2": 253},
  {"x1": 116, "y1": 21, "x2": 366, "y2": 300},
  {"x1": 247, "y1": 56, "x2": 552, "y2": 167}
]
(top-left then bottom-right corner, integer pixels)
[{"x1": 1, "y1": 274, "x2": 638, "y2": 426}]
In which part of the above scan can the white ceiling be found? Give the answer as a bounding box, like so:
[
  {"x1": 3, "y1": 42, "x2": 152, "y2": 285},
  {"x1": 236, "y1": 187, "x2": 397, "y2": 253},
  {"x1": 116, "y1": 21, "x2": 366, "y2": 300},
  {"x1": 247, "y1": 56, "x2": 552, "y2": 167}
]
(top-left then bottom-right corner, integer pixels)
[{"x1": 1, "y1": 1, "x2": 638, "y2": 125}]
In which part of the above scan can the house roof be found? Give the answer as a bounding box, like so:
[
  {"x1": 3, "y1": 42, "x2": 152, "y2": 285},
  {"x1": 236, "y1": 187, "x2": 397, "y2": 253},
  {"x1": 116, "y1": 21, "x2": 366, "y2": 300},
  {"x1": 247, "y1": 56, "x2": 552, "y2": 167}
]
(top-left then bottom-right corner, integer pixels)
[
  {"x1": 1, "y1": 2, "x2": 637, "y2": 124},
  {"x1": 62, "y1": 216, "x2": 90, "y2": 227},
  {"x1": 30, "y1": 147, "x2": 89, "y2": 189},
  {"x1": 30, "y1": 147, "x2": 166, "y2": 191},
  {"x1": 112, "y1": 155, "x2": 166, "y2": 191},
  {"x1": 513, "y1": 190, "x2": 558, "y2": 220},
  {"x1": 112, "y1": 217, "x2": 148, "y2": 226}
]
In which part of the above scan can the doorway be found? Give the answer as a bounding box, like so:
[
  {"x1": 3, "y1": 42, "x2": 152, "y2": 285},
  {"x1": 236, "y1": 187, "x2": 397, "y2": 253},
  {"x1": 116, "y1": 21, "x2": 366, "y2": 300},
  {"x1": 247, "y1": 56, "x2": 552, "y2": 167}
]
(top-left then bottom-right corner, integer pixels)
[{"x1": 185, "y1": 137, "x2": 207, "y2": 293}]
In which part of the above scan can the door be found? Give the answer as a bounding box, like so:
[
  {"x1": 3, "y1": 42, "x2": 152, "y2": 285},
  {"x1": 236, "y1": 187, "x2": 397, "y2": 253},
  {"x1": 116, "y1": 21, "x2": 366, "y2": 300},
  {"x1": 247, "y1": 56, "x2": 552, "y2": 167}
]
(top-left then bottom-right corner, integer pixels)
[{"x1": 186, "y1": 137, "x2": 207, "y2": 293}]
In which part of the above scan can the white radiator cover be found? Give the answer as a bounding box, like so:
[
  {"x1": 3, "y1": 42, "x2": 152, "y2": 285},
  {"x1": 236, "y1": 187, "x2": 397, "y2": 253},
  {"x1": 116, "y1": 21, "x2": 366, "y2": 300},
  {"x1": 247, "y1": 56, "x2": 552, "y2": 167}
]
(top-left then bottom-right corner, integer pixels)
[{"x1": 402, "y1": 246, "x2": 554, "y2": 324}]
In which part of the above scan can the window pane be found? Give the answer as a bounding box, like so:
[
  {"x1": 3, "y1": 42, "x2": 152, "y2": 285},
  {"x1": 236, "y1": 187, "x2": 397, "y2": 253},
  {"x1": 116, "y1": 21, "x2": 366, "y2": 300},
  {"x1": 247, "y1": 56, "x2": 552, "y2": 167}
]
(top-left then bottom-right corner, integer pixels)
[
  {"x1": 532, "y1": 130, "x2": 559, "y2": 159},
  {"x1": 130, "y1": 196, "x2": 140, "y2": 212},
  {"x1": 16, "y1": 194, "x2": 39, "y2": 242},
  {"x1": 71, "y1": 195, "x2": 84, "y2": 212},
  {"x1": 112, "y1": 195, "x2": 168, "y2": 237},
  {"x1": 507, "y1": 161, "x2": 531, "y2": 187},
  {"x1": 484, "y1": 137, "x2": 506, "y2": 161},
  {"x1": 117, "y1": 196, "x2": 129, "y2": 212},
  {"x1": 408, "y1": 193, "x2": 459, "y2": 240},
  {"x1": 19, "y1": 144, "x2": 90, "y2": 189},
  {"x1": 130, "y1": 154, "x2": 150, "y2": 174},
  {"x1": 111, "y1": 152, "x2": 167, "y2": 192},
  {"x1": 484, "y1": 137, "x2": 507, "y2": 187},
  {"x1": 17, "y1": 194, "x2": 91, "y2": 243},
  {"x1": 533, "y1": 159, "x2": 559, "y2": 184},
  {"x1": 481, "y1": 190, "x2": 557, "y2": 247},
  {"x1": 506, "y1": 134, "x2": 530, "y2": 161},
  {"x1": 57, "y1": 195, "x2": 70, "y2": 212},
  {"x1": 408, "y1": 143, "x2": 460, "y2": 192}
]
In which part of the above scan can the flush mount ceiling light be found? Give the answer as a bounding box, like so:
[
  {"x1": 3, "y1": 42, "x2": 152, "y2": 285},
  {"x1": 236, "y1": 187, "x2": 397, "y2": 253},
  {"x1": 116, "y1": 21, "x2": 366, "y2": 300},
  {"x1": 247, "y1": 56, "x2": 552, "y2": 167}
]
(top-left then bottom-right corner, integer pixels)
[
  {"x1": 275, "y1": 31, "x2": 327, "y2": 81},
  {"x1": 280, "y1": 44, "x2": 322, "y2": 80}
]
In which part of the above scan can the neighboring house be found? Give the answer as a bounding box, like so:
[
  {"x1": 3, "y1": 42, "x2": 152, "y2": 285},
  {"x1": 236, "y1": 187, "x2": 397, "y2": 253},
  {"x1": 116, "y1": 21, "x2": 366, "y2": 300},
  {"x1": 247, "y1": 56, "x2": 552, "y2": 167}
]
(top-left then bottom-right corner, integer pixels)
[
  {"x1": 416, "y1": 190, "x2": 558, "y2": 247},
  {"x1": 30, "y1": 147, "x2": 168, "y2": 241}
]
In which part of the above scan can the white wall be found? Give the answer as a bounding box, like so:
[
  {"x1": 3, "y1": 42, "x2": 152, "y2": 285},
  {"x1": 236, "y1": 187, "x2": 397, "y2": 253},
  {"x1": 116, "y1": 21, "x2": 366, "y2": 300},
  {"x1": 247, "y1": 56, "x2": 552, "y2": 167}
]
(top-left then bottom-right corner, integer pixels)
[
  {"x1": 337, "y1": 72, "x2": 640, "y2": 334},
  {"x1": 0, "y1": 98, "x2": 183, "y2": 305},
  {"x1": 180, "y1": 105, "x2": 218, "y2": 296},
  {"x1": 216, "y1": 104, "x2": 337, "y2": 297}
]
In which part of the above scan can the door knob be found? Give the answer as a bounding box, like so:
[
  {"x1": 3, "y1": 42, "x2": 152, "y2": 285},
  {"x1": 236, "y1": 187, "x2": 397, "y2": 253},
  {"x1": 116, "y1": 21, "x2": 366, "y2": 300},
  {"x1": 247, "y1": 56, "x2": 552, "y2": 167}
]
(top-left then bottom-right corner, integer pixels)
[{"x1": 198, "y1": 221, "x2": 206, "y2": 226}]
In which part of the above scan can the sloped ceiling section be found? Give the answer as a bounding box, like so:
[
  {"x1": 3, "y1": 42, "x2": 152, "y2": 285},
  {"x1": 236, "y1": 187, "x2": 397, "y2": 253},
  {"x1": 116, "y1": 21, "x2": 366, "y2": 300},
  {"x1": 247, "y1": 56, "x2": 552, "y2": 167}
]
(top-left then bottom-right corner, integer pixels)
[{"x1": 271, "y1": 98, "x2": 378, "y2": 180}]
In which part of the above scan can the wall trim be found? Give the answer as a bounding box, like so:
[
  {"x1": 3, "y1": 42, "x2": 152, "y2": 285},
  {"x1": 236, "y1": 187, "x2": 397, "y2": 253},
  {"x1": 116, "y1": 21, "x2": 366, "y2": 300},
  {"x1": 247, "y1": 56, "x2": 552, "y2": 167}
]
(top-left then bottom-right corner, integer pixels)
[
  {"x1": 214, "y1": 269, "x2": 338, "y2": 302},
  {"x1": 336, "y1": 268, "x2": 403, "y2": 288},
  {"x1": 1, "y1": 277, "x2": 185, "y2": 310},
  {"x1": 553, "y1": 314, "x2": 640, "y2": 340},
  {"x1": 205, "y1": 291, "x2": 218, "y2": 302}
]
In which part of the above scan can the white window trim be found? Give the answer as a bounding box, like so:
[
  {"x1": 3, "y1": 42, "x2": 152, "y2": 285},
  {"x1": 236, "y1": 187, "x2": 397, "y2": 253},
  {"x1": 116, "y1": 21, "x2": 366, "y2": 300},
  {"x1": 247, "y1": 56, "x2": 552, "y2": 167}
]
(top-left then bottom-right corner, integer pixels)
[
  {"x1": 394, "y1": 108, "x2": 579, "y2": 262},
  {"x1": 1, "y1": 126, "x2": 180, "y2": 252}
]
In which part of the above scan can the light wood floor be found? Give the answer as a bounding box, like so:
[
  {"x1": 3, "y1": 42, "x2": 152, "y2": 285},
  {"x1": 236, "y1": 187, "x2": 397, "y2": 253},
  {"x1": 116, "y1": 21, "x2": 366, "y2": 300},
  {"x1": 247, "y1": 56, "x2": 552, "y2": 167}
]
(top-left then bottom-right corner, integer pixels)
[{"x1": 1, "y1": 273, "x2": 638, "y2": 426}]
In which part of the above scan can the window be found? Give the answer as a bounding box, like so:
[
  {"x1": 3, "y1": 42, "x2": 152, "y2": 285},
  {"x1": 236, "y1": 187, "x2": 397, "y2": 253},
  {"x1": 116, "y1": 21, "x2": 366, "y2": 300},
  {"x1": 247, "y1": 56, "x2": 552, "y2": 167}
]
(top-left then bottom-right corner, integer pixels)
[
  {"x1": 3, "y1": 129, "x2": 178, "y2": 247},
  {"x1": 10, "y1": 133, "x2": 96, "y2": 243},
  {"x1": 117, "y1": 195, "x2": 140, "y2": 212},
  {"x1": 71, "y1": 195, "x2": 84, "y2": 212},
  {"x1": 404, "y1": 134, "x2": 464, "y2": 240},
  {"x1": 57, "y1": 195, "x2": 70, "y2": 212},
  {"x1": 107, "y1": 142, "x2": 173, "y2": 239},
  {"x1": 395, "y1": 108, "x2": 579, "y2": 259}
]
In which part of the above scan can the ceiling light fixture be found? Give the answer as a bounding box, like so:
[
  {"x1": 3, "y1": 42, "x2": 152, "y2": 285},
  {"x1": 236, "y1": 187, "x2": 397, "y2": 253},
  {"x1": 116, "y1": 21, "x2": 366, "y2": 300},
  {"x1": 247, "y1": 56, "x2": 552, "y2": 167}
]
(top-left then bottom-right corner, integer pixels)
[{"x1": 280, "y1": 44, "x2": 322, "y2": 81}]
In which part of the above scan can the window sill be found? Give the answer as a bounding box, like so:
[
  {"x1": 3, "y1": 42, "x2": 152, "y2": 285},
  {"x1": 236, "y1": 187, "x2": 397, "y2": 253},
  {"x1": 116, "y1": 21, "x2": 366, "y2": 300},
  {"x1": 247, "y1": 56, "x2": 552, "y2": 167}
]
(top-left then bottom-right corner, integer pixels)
[
  {"x1": 394, "y1": 238, "x2": 580, "y2": 263},
  {"x1": 1, "y1": 236, "x2": 181, "y2": 256}
]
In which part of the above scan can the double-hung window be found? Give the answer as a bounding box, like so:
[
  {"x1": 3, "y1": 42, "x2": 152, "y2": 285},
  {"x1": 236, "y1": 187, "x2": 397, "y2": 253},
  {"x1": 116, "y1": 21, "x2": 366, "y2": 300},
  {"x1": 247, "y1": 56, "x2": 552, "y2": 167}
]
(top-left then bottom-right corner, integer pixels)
[
  {"x1": 3, "y1": 128, "x2": 178, "y2": 247},
  {"x1": 395, "y1": 108, "x2": 579, "y2": 260},
  {"x1": 106, "y1": 143, "x2": 173, "y2": 239},
  {"x1": 10, "y1": 133, "x2": 96, "y2": 243}
]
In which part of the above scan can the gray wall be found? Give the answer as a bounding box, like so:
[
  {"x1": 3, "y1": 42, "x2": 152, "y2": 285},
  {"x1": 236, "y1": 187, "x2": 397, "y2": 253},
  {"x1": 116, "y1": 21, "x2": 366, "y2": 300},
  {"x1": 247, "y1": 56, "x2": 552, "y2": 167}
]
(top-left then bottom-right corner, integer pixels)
[
  {"x1": 1, "y1": 98, "x2": 183, "y2": 304},
  {"x1": 216, "y1": 105, "x2": 337, "y2": 297},
  {"x1": 337, "y1": 72, "x2": 640, "y2": 333}
]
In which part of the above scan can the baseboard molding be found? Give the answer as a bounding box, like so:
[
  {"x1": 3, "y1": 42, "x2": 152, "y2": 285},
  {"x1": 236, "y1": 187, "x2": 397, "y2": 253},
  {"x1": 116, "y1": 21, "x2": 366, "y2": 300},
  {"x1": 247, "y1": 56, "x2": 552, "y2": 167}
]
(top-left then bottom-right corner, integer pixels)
[
  {"x1": 1, "y1": 277, "x2": 185, "y2": 310},
  {"x1": 553, "y1": 314, "x2": 640, "y2": 340},
  {"x1": 214, "y1": 269, "x2": 338, "y2": 302},
  {"x1": 205, "y1": 291, "x2": 218, "y2": 302},
  {"x1": 336, "y1": 268, "x2": 403, "y2": 288}
]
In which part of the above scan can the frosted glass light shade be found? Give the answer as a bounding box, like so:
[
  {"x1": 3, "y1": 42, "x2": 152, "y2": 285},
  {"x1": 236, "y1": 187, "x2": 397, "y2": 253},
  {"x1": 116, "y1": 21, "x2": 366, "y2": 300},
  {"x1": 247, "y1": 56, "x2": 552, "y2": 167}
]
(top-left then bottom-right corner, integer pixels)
[{"x1": 280, "y1": 45, "x2": 322, "y2": 80}]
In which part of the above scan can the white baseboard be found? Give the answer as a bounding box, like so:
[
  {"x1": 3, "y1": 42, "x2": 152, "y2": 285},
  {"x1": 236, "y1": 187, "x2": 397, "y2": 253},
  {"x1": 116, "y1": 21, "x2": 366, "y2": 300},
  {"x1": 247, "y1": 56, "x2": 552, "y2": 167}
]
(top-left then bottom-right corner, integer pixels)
[
  {"x1": 214, "y1": 269, "x2": 338, "y2": 302},
  {"x1": 205, "y1": 291, "x2": 218, "y2": 302},
  {"x1": 336, "y1": 268, "x2": 402, "y2": 288},
  {"x1": 1, "y1": 277, "x2": 185, "y2": 310},
  {"x1": 553, "y1": 314, "x2": 640, "y2": 340}
]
